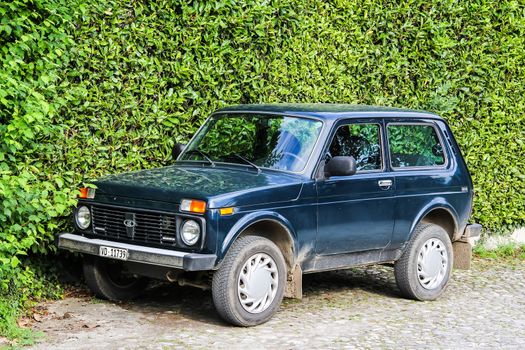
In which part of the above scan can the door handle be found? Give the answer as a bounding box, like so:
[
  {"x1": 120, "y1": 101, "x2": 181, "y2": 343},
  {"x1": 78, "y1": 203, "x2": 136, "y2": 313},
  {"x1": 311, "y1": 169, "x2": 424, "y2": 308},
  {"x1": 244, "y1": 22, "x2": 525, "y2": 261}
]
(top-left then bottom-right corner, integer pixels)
[{"x1": 378, "y1": 179, "x2": 393, "y2": 189}]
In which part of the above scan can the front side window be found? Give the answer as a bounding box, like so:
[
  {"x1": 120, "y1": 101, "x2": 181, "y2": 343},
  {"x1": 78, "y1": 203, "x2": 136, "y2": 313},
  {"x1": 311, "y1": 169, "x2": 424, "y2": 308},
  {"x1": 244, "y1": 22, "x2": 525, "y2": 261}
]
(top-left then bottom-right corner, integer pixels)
[
  {"x1": 387, "y1": 124, "x2": 446, "y2": 168},
  {"x1": 328, "y1": 123, "x2": 382, "y2": 172},
  {"x1": 180, "y1": 114, "x2": 323, "y2": 172}
]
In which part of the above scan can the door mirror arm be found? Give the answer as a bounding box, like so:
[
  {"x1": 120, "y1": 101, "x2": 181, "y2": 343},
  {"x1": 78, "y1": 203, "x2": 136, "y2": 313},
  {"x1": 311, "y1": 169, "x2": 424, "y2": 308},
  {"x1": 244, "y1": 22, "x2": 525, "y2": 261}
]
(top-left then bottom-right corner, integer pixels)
[{"x1": 172, "y1": 143, "x2": 186, "y2": 160}]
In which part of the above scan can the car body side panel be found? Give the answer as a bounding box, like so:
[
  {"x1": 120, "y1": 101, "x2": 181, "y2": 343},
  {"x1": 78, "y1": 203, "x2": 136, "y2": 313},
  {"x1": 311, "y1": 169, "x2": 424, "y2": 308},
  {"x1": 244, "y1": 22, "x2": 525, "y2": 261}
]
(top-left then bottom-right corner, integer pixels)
[
  {"x1": 390, "y1": 197, "x2": 461, "y2": 249},
  {"x1": 387, "y1": 120, "x2": 473, "y2": 248},
  {"x1": 441, "y1": 120, "x2": 475, "y2": 239},
  {"x1": 215, "y1": 181, "x2": 318, "y2": 266}
]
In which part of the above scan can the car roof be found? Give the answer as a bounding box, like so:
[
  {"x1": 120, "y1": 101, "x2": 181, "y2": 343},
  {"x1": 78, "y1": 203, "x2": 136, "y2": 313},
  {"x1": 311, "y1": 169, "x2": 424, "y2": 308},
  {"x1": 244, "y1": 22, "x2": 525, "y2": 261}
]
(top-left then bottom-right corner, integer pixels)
[{"x1": 214, "y1": 103, "x2": 444, "y2": 121}]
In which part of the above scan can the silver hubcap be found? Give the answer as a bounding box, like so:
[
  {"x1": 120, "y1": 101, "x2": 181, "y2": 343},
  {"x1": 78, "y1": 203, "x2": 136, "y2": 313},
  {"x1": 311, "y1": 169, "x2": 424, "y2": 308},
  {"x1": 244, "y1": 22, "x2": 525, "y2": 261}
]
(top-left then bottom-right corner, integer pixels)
[
  {"x1": 417, "y1": 238, "x2": 448, "y2": 289},
  {"x1": 237, "y1": 253, "x2": 278, "y2": 314}
]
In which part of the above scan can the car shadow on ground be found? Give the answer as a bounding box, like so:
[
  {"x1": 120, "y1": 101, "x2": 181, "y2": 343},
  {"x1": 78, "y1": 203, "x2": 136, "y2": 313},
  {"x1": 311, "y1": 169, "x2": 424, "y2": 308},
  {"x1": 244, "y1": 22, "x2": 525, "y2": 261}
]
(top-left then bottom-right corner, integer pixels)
[
  {"x1": 302, "y1": 265, "x2": 401, "y2": 299},
  {"x1": 115, "y1": 265, "x2": 401, "y2": 326},
  {"x1": 122, "y1": 283, "x2": 223, "y2": 325}
]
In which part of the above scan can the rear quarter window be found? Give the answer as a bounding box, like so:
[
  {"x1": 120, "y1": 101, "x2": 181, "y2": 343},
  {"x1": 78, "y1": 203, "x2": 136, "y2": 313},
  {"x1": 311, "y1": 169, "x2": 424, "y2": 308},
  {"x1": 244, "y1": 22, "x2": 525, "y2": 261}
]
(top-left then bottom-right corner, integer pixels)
[{"x1": 387, "y1": 123, "x2": 446, "y2": 168}]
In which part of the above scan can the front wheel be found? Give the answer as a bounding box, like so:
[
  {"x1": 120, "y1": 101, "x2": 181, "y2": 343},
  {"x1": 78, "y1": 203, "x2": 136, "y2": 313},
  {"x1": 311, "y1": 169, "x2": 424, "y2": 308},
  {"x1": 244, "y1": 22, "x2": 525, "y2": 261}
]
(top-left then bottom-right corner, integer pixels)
[
  {"x1": 394, "y1": 223, "x2": 453, "y2": 301},
  {"x1": 83, "y1": 256, "x2": 149, "y2": 301},
  {"x1": 212, "y1": 236, "x2": 286, "y2": 326}
]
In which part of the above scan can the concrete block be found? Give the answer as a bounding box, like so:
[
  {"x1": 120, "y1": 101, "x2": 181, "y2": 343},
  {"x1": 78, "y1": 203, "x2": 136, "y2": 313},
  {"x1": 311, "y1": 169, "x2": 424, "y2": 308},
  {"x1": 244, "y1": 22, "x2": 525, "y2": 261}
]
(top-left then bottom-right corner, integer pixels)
[
  {"x1": 453, "y1": 241, "x2": 472, "y2": 270},
  {"x1": 284, "y1": 264, "x2": 302, "y2": 299}
]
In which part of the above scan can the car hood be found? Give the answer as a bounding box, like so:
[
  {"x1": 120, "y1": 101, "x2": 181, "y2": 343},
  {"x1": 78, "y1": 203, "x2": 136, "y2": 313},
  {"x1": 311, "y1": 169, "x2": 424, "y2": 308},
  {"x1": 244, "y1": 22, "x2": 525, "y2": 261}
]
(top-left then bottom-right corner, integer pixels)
[{"x1": 93, "y1": 163, "x2": 305, "y2": 209}]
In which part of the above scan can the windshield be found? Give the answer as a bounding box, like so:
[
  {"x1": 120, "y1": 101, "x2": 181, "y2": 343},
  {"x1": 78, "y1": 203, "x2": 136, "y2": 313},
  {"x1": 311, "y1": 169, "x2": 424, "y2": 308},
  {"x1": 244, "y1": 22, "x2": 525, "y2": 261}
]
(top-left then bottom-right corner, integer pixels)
[{"x1": 180, "y1": 113, "x2": 323, "y2": 172}]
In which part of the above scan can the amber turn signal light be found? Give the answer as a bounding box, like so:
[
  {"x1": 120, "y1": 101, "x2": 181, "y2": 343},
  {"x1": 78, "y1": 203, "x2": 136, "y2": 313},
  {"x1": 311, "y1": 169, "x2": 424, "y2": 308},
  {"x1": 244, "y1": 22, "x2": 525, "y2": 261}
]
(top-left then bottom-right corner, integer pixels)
[
  {"x1": 219, "y1": 207, "x2": 234, "y2": 216},
  {"x1": 78, "y1": 187, "x2": 96, "y2": 199}
]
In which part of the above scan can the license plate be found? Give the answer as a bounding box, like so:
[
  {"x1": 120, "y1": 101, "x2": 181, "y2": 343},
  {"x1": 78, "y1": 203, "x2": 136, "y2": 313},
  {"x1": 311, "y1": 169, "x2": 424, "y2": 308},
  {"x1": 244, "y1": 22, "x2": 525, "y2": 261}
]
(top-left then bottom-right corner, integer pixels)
[{"x1": 99, "y1": 246, "x2": 129, "y2": 261}]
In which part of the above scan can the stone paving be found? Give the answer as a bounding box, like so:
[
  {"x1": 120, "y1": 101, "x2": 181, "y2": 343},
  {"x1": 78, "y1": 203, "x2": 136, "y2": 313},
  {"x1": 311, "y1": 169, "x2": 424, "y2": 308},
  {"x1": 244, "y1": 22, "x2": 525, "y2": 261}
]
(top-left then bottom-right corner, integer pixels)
[{"x1": 30, "y1": 258, "x2": 525, "y2": 349}]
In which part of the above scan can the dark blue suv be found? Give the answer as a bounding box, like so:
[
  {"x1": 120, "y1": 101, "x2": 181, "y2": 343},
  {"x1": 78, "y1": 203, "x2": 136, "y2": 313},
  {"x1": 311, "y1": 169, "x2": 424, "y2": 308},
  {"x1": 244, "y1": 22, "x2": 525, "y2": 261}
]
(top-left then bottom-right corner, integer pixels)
[{"x1": 58, "y1": 104, "x2": 481, "y2": 326}]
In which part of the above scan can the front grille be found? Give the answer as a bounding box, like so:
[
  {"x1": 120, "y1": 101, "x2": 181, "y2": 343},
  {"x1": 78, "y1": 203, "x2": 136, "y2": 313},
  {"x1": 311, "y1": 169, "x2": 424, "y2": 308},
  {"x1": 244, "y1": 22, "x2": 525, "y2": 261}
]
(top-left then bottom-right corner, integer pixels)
[{"x1": 91, "y1": 205, "x2": 179, "y2": 246}]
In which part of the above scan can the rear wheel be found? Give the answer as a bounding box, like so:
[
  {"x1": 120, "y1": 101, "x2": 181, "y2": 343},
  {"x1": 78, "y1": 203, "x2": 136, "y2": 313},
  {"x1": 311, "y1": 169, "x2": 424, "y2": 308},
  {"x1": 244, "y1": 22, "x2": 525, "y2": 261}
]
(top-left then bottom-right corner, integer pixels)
[
  {"x1": 212, "y1": 236, "x2": 286, "y2": 326},
  {"x1": 394, "y1": 223, "x2": 453, "y2": 301},
  {"x1": 83, "y1": 256, "x2": 148, "y2": 301}
]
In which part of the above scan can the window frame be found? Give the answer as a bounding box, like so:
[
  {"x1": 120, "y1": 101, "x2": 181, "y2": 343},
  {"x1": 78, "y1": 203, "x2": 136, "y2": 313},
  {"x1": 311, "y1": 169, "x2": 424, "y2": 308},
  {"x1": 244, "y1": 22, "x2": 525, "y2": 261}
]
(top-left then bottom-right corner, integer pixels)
[
  {"x1": 386, "y1": 121, "x2": 449, "y2": 171},
  {"x1": 325, "y1": 121, "x2": 386, "y2": 175}
]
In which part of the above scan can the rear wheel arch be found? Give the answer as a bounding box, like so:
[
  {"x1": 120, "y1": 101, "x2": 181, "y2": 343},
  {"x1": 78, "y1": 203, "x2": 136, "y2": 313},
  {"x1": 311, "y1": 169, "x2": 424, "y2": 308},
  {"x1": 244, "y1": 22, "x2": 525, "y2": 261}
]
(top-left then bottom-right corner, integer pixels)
[{"x1": 410, "y1": 205, "x2": 459, "y2": 243}]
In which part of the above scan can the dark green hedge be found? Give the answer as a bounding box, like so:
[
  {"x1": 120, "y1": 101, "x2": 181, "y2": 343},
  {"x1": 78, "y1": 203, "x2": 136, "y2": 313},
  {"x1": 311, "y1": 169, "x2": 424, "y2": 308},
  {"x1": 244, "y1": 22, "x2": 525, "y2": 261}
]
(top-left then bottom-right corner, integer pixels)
[
  {"x1": 0, "y1": 0, "x2": 80, "y2": 338},
  {"x1": 1, "y1": 0, "x2": 525, "y2": 338},
  {"x1": 62, "y1": 0, "x2": 525, "y2": 228}
]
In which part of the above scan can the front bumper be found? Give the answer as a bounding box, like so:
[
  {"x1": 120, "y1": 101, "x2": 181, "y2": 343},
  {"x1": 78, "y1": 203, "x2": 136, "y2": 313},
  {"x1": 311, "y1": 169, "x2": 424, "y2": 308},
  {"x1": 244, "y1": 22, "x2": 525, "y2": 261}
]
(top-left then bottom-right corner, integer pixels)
[{"x1": 58, "y1": 233, "x2": 217, "y2": 271}]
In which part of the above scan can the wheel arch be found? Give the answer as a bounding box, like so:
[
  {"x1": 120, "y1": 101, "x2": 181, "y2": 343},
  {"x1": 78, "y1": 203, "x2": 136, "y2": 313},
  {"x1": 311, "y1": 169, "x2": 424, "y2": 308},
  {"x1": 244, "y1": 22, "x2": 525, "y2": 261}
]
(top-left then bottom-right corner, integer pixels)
[
  {"x1": 408, "y1": 200, "x2": 459, "y2": 243},
  {"x1": 220, "y1": 211, "x2": 297, "y2": 271}
]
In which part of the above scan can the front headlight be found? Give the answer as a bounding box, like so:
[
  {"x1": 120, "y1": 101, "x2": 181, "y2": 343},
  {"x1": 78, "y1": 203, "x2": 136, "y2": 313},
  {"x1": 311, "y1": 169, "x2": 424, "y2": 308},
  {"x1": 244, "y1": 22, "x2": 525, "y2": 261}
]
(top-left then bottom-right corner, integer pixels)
[
  {"x1": 180, "y1": 220, "x2": 200, "y2": 246},
  {"x1": 75, "y1": 206, "x2": 91, "y2": 230}
]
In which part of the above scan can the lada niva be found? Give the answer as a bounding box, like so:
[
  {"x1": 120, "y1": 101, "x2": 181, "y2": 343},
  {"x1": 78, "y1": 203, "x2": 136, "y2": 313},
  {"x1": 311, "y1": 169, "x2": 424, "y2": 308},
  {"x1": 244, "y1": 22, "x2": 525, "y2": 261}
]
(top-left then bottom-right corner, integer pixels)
[{"x1": 58, "y1": 104, "x2": 481, "y2": 326}]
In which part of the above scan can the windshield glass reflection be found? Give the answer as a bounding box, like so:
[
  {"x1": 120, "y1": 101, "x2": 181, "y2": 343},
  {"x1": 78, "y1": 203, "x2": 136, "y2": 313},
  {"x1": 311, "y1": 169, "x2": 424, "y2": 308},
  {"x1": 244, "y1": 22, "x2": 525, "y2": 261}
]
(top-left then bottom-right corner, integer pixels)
[{"x1": 180, "y1": 114, "x2": 323, "y2": 172}]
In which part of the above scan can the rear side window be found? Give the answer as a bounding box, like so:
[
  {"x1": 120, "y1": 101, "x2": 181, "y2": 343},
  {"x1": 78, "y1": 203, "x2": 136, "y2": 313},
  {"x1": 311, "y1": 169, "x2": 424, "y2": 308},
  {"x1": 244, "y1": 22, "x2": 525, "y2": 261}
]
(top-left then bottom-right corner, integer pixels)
[
  {"x1": 328, "y1": 123, "x2": 382, "y2": 172},
  {"x1": 387, "y1": 124, "x2": 446, "y2": 168}
]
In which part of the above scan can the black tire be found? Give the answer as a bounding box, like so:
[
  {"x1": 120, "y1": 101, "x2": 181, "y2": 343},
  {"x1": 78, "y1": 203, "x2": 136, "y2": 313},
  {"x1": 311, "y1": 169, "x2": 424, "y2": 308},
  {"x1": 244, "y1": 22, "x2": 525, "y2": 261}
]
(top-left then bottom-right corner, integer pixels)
[
  {"x1": 83, "y1": 256, "x2": 149, "y2": 301},
  {"x1": 394, "y1": 223, "x2": 453, "y2": 301},
  {"x1": 212, "y1": 236, "x2": 286, "y2": 326}
]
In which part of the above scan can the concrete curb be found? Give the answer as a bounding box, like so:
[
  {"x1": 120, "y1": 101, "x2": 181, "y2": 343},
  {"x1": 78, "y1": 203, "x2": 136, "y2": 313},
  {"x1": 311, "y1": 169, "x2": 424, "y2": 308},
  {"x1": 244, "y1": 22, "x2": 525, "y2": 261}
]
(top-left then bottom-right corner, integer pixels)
[{"x1": 472, "y1": 227, "x2": 525, "y2": 250}]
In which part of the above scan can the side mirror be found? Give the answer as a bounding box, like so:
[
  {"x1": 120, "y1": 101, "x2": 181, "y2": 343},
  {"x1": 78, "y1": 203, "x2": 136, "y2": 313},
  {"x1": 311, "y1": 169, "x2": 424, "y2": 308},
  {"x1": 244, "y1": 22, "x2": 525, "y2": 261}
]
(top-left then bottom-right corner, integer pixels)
[
  {"x1": 324, "y1": 156, "x2": 356, "y2": 178},
  {"x1": 172, "y1": 143, "x2": 186, "y2": 160}
]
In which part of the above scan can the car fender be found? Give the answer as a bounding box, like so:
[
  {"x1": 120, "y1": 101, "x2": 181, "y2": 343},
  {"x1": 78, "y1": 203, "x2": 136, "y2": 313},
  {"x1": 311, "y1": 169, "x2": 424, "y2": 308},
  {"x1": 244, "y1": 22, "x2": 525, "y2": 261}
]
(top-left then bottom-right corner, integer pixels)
[{"x1": 219, "y1": 210, "x2": 298, "y2": 260}]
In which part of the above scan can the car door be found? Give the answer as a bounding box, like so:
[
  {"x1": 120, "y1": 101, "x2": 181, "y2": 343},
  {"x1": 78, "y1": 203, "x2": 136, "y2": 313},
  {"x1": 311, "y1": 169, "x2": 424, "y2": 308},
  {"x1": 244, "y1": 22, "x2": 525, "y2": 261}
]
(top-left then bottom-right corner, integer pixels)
[{"x1": 315, "y1": 119, "x2": 395, "y2": 255}]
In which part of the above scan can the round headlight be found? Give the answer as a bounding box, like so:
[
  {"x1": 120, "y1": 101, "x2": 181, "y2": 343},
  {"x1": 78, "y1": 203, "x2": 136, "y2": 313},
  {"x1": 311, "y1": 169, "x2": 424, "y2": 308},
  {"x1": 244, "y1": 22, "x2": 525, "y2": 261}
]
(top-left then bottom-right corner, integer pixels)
[
  {"x1": 76, "y1": 206, "x2": 91, "y2": 230},
  {"x1": 181, "y1": 220, "x2": 201, "y2": 246}
]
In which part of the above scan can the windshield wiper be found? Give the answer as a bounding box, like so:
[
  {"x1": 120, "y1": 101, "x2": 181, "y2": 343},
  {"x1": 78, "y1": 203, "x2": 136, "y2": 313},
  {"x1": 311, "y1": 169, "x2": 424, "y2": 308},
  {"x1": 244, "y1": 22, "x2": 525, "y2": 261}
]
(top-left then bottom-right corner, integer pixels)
[
  {"x1": 233, "y1": 154, "x2": 261, "y2": 174},
  {"x1": 184, "y1": 149, "x2": 215, "y2": 167}
]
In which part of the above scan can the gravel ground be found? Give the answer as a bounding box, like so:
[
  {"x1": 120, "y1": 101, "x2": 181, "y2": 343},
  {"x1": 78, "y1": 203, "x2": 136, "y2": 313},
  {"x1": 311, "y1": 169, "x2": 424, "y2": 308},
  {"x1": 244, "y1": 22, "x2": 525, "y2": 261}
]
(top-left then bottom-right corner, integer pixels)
[{"x1": 28, "y1": 258, "x2": 525, "y2": 349}]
